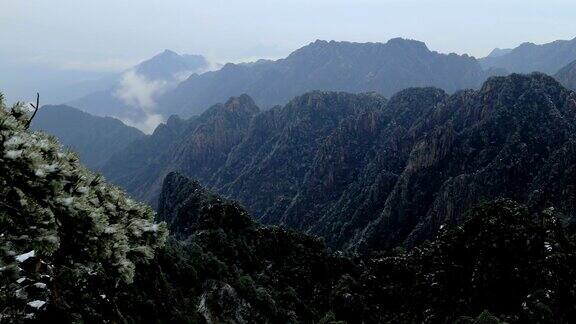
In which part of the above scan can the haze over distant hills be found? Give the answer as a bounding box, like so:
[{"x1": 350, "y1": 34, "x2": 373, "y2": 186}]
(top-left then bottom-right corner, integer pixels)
[
  {"x1": 24, "y1": 36, "x2": 576, "y2": 135},
  {"x1": 555, "y1": 59, "x2": 576, "y2": 91},
  {"x1": 486, "y1": 48, "x2": 513, "y2": 58},
  {"x1": 480, "y1": 37, "x2": 576, "y2": 74},
  {"x1": 31, "y1": 105, "x2": 145, "y2": 170},
  {"x1": 0, "y1": 66, "x2": 115, "y2": 105},
  {"x1": 27, "y1": 36, "x2": 576, "y2": 171},
  {"x1": 158, "y1": 38, "x2": 501, "y2": 117},
  {"x1": 68, "y1": 50, "x2": 209, "y2": 132},
  {"x1": 101, "y1": 94, "x2": 260, "y2": 204}
]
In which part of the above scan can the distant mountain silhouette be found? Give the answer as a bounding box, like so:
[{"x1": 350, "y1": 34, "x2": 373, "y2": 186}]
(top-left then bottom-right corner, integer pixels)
[
  {"x1": 486, "y1": 47, "x2": 513, "y2": 58},
  {"x1": 555, "y1": 59, "x2": 576, "y2": 90},
  {"x1": 31, "y1": 105, "x2": 144, "y2": 170},
  {"x1": 68, "y1": 50, "x2": 209, "y2": 131},
  {"x1": 158, "y1": 38, "x2": 498, "y2": 117},
  {"x1": 480, "y1": 37, "x2": 576, "y2": 74},
  {"x1": 134, "y1": 49, "x2": 208, "y2": 80}
]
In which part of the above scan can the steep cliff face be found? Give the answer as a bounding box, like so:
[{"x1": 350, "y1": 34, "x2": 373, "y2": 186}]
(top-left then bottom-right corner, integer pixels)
[
  {"x1": 360, "y1": 73, "x2": 576, "y2": 250},
  {"x1": 213, "y1": 91, "x2": 389, "y2": 227},
  {"x1": 102, "y1": 94, "x2": 259, "y2": 206},
  {"x1": 210, "y1": 74, "x2": 576, "y2": 250},
  {"x1": 104, "y1": 73, "x2": 576, "y2": 252},
  {"x1": 242, "y1": 88, "x2": 448, "y2": 247}
]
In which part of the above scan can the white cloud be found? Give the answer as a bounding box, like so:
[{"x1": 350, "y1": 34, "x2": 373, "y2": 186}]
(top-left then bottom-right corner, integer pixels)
[
  {"x1": 113, "y1": 70, "x2": 168, "y2": 109},
  {"x1": 172, "y1": 70, "x2": 195, "y2": 83},
  {"x1": 172, "y1": 61, "x2": 220, "y2": 82},
  {"x1": 112, "y1": 70, "x2": 170, "y2": 134},
  {"x1": 120, "y1": 113, "x2": 164, "y2": 135}
]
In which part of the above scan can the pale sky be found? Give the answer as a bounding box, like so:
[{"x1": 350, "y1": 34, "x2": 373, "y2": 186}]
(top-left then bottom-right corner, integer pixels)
[{"x1": 2, "y1": 0, "x2": 576, "y2": 71}]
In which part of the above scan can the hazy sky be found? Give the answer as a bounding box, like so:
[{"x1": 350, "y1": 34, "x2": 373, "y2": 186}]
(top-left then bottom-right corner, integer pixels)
[{"x1": 1, "y1": 0, "x2": 575, "y2": 73}]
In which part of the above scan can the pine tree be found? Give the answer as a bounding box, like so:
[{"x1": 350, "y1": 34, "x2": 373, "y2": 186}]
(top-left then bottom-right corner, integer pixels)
[{"x1": 0, "y1": 94, "x2": 167, "y2": 322}]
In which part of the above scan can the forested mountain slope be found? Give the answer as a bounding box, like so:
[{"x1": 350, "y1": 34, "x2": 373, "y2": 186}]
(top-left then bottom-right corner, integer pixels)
[
  {"x1": 102, "y1": 94, "x2": 260, "y2": 205},
  {"x1": 104, "y1": 73, "x2": 576, "y2": 252},
  {"x1": 359, "y1": 73, "x2": 576, "y2": 250},
  {"x1": 120, "y1": 172, "x2": 576, "y2": 323},
  {"x1": 3, "y1": 93, "x2": 576, "y2": 322},
  {"x1": 0, "y1": 95, "x2": 167, "y2": 322}
]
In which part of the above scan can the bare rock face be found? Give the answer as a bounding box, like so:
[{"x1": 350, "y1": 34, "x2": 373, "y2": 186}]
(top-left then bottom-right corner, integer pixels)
[
  {"x1": 198, "y1": 281, "x2": 253, "y2": 324},
  {"x1": 360, "y1": 73, "x2": 576, "y2": 250}
]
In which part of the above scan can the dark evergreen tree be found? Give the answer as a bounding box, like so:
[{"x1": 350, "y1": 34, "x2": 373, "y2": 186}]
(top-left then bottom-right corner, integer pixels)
[{"x1": 0, "y1": 94, "x2": 167, "y2": 322}]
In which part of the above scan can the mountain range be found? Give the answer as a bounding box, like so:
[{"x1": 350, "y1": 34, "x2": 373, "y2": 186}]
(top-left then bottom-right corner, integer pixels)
[
  {"x1": 480, "y1": 37, "x2": 576, "y2": 74},
  {"x1": 5, "y1": 98, "x2": 576, "y2": 321},
  {"x1": 106, "y1": 36, "x2": 576, "y2": 121},
  {"x1": 96, "y1": 73, "x2": 576, "y2": 253},
  {"x1": 6, "y1": 36, "x2": 576, "y2": 323},
  {"x1": 67, "y1": 50, "x2": 209, "y2": 132},
  {"x1": 27, "y1": 36, "x2": 576, "y2": 250},
  {"x1": 9, "y1": 36, "x2": 576, "y2": 133},
  {"x1": 32, "y1": 36, "x2": 576, "y2": 131},
  {"x1": 158, "y1": 38, "x2": 501, "y2": 117}
]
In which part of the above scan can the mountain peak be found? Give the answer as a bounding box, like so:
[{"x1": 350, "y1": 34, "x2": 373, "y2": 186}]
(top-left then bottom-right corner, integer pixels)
[
  {"x1": 286, "y1": 38, "x2": 432, "y2": 64},
  {"x1": 160, "y1": 37, "x2": 492, "y2": 117},
  {"x1": 145, "y1": 49, "x2": 183, "y2": 64},
  {"x1": 387, "y1": 37, "x2": 428, "y2": 48},
  {"x1": 517, "y1": 41, "x2": 536, "y2": 49},
  {"x1": 310, "y1": 39, "x2": 329, "y2": 46},
  {"x1": 300, "y1": 38, "x2": 430, "y2": 52},
  {"x1": 160, "y1": 49, "x2": 179, "y2": 56},
  {"x1": 487, "y1": 47, "x2": 513, "y2": 58},
  {"x1": 157, "y1": 172, "x2": 204, "y2": 217},
  {"x1": 134, "y1": 49, "x2": 208, "y2": 80},
  {"x1": 224, "y1": 94, "x2": 260, "y2": 115}
]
